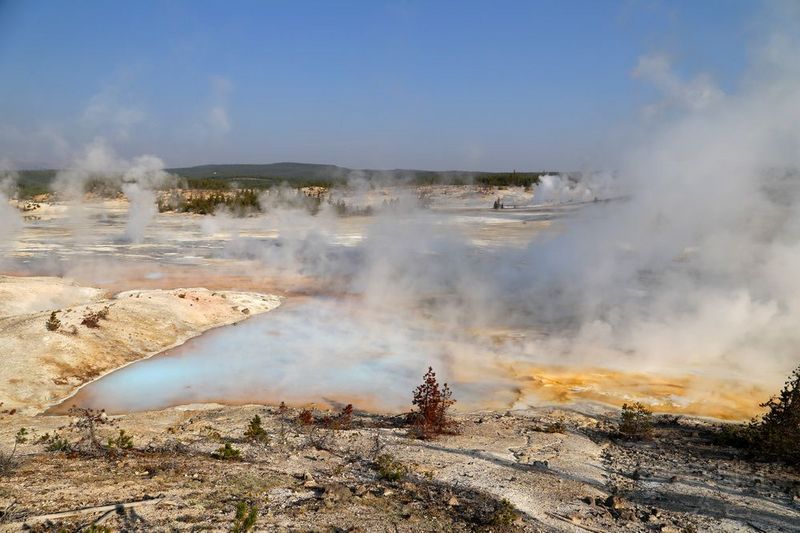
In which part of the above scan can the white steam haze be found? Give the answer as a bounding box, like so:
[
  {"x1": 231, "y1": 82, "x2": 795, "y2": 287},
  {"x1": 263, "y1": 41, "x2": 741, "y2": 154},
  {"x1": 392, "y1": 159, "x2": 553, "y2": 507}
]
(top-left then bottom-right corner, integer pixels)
[
  {"x1": 52, "y1": 138, "x2": 174, "y2": 243},
  {"x1": 16, "y1": 10, "x2": 800, "y2": 415},
  {"x1": 0, "y1": 161, "x2": 22, "y2": 242},
  {"x1": 177, "y1": 23, "x2": 800, "y2": 408}
]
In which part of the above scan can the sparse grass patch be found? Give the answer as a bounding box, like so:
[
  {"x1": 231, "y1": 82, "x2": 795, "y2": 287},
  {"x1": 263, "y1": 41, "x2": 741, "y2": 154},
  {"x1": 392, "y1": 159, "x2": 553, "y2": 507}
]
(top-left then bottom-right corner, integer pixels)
[{"x1": 375, "y1": 454, "x2": 408, "y2": 482}]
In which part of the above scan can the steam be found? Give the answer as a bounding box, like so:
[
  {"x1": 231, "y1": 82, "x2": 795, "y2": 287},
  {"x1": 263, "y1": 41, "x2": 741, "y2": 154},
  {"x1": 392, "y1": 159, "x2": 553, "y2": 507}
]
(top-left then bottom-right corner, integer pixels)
[
  {"x1": 202, "y1": 23, "x2": 800, "y2": 400},
  {"x1": 533, "y1": 173, "x2": 617, "y2": 205},
  {"x1": 10, "y1": 9, "x2": 800, "y2": 416},
  {"x1": 0, "y1": 162, "x2": 21, "y2": 246},
  {"x1": 52, "y1": 139, "x2": 174, "y2": 243},
  {"x1": 512, "y1": 36, "x2": 800, "y2": 383}
]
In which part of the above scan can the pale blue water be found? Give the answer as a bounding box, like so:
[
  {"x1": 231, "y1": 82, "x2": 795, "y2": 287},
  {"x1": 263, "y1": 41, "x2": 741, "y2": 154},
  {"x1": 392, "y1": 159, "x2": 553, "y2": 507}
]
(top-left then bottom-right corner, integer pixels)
[{"x1": 54, "y1": 297, "x2": 480, "y2": 414}]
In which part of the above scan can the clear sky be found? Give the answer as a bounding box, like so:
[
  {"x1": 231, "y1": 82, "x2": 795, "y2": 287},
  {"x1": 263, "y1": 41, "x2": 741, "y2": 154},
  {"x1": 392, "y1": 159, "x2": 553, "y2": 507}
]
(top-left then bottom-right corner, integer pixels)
[{"x1": 0, "y1": 0, "x2": 759, "y2": 170}]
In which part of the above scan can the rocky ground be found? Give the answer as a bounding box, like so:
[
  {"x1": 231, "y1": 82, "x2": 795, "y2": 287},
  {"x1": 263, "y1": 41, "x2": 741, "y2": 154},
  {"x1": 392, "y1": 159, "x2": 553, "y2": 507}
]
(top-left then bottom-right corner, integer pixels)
[{"x1": 0, "y1": 403, "x2": 797, "y2": 532}]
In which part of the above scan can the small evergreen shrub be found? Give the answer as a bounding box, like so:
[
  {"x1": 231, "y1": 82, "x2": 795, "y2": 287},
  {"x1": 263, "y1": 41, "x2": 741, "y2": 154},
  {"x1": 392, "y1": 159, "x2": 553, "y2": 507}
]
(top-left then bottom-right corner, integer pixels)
[
  {"x1": 619, "y1": 402, "x2": 653, "y2": 439},
  {"x1": 756, "y1": 365, "x2": 800, "y2": 464},
  {"x1": 107, "y1": 429, "x2": 134, "y2": 450},
  {"x1": 212, "y1": 442, "x2": 242, "y2": 460},
  {"x1": 244, "y1": 415, "x2": 269, "y2": 444},
  {"x1": 45, "y1": 311, "x2": 61, "y2": 331},
  {"x1": 38, "y1": 432, "x2": 72, "y2": 453},
  {"x1": 231, "y1": 501, "x2": 258, "y2": 532}
]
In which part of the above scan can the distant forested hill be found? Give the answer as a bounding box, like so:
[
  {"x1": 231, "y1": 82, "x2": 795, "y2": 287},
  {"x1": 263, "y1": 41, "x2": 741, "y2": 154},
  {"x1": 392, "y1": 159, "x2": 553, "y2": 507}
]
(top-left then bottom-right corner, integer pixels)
[
  {"x1": 166, "y1": 163, "x2": 551, "y2": 187},
  {"x1": 12, "y1": 162, "x2": 555, "y2": 197}
]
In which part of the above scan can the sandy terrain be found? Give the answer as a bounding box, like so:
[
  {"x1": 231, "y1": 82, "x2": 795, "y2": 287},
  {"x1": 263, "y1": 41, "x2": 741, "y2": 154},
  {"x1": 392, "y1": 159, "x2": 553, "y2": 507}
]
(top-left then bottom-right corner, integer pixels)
[{"x1": 0, "y1": 276, "x2": 281, "y2": 414}]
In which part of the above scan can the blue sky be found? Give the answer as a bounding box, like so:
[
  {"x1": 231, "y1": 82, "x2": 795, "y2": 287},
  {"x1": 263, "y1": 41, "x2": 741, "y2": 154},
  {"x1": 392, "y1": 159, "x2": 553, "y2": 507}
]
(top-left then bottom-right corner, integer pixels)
[{"x1": 0, "y1": 0, "x2": 759, "y2": 170}]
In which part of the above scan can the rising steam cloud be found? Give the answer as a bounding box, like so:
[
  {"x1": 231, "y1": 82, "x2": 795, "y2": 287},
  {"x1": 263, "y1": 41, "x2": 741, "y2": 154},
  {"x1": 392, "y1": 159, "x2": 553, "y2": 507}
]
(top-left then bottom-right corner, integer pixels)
[
  {"x1": 52, "y1": 138, "x2": 174, "y2": 243},
  {"x1": 0, "y1": 162, "x2": 22, "y2": 245}
]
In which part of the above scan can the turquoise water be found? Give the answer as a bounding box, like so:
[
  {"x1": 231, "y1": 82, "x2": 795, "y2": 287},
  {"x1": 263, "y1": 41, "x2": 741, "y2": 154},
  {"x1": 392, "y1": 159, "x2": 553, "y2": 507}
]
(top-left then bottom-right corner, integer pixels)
[{"x1": 53, "y1": 297, "x2": 499, "y2": 414}]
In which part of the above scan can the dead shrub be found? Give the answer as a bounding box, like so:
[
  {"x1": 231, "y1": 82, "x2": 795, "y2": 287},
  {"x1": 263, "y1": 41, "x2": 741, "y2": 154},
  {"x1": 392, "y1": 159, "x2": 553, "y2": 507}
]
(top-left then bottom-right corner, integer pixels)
[
  {"x1": 305, "y1": 425, "x2": 333, "y2": 451},
  {"x1": 408, "y1": 367, "x2": 457, "y2": 439},
  {"x1": 81, "y1": 306, "x2": 110, "y2": 328},
  {"x1": 297, "y1": 409, "x2": 314, "y2": 426},
  {"x1": 69, "y1": 407, "x2": 115, "y2": 454},
  {"x1": 321, "y1": 404, "x2": 353, "y2": 430},
  {"x1": 0, "y1": 428, "x2": 28, "y2": 476},
  {"x1": 41, "y1": 407, "x2": 133, "y2": 456}
]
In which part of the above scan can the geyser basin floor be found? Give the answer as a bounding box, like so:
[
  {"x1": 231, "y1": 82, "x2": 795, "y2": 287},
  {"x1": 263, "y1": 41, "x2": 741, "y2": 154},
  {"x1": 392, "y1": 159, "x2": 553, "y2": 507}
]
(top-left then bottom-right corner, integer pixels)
[{"x1": 52, "y1": 296, "x2": 770, "y2": 420}]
